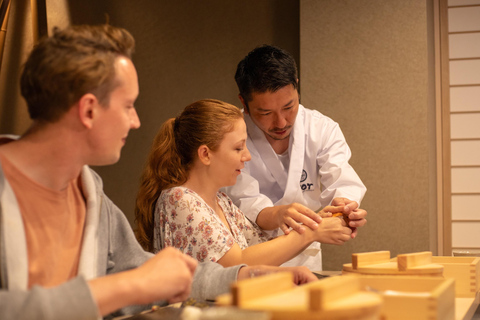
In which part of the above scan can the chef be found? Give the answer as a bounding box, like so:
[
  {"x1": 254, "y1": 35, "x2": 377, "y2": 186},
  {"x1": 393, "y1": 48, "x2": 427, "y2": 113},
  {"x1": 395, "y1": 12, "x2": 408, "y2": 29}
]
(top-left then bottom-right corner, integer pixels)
[{"x1": 223, "y1": 45, "x2": 368, "y2": 270}]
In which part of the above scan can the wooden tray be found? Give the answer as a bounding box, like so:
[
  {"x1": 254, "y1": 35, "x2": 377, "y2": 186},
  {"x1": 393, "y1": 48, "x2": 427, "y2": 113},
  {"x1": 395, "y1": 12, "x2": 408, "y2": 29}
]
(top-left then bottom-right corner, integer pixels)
[
  {"x1": 343, "y1": 251, "x2": 480, "y2": 298},
  {"x1": 216, "y1": 272, "x2": 382, "y2": 320},
  {"x1": 342, "y1": 251, "x2": 444, "y2": 276},
  {"x1": 216, "y1": 272, "x2": 456, "y2": 320}
]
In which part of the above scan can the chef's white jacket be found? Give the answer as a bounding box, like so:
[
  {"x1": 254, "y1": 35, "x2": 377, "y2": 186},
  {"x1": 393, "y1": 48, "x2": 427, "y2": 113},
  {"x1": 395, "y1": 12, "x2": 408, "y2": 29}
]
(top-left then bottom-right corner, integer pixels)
[{"x1": 223, "y1": 105, "x2": 366, "y2": 270}]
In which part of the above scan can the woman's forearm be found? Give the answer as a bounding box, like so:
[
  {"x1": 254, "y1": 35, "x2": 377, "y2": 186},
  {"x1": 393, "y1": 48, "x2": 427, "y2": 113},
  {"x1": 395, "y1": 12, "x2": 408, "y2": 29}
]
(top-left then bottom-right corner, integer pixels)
[
  {"x1": 217, "y1": 229, "x2": 316, "y2": 267},
  {"x1": 217, "y1": 217, "x2": 352, "y2": 267}
]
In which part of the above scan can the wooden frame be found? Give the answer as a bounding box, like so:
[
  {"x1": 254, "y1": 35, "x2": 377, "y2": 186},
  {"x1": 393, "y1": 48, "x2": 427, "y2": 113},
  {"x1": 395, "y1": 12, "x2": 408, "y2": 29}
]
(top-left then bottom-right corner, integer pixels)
[
  {"x1": 30, "y1": 0, "x2": 47, "y2": 44},
  {"x1": 434, "y1": 0, "x2": 453, "y2": 256},
  {"x1": 439, "y1": 1, "x2": 480, "y2": 256},
  {"x1": 0, "y1": 0, "x2": 48, "y2": 74},
  {"x1": 0, "y1": 0, "x2": 12, "y2": 72}
]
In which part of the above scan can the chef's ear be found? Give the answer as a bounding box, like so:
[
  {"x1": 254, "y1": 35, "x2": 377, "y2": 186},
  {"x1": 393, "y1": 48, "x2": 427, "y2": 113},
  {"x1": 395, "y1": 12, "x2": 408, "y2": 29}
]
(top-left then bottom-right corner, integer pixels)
[
  {"x1": 197, "y1": 145, "x2": 211, "y2": 165},
  {"x1": 238, "y1": 94, "x2": 249, "y2": 114},
  {"x1": 296, "y1": 79, "x2": 301, "y2": 103}
]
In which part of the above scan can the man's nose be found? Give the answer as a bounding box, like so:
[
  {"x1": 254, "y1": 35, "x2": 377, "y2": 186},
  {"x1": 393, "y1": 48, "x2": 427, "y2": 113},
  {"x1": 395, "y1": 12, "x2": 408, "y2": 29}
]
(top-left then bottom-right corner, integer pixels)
[
  {"x1": 130, "y1": 109, "x2": 141, "y2": 129},
  {"x1": 274, "y1": 113, "x2": 287, "y2": 128}
]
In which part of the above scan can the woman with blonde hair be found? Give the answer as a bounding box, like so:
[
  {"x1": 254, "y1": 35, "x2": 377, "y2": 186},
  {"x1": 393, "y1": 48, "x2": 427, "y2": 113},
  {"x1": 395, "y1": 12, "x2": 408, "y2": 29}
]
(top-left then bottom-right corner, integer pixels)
[{"x1": 135, "y1": 99, "x2": 352, "y2": 267}]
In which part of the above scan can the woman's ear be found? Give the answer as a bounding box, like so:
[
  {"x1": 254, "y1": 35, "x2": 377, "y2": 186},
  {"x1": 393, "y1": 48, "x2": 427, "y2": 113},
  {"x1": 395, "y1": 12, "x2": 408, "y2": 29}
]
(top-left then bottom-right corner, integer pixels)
[
  {"x1": 197, "y1": 145, "x2": 211, "y2": 165},
  {"x1": 77, "y1": 93, "x2": 99, "y2": 129}
]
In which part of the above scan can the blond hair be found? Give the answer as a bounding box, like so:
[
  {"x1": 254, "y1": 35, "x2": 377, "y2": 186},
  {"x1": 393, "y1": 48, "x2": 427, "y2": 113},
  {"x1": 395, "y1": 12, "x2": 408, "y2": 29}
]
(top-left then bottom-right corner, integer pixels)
[{"x1": 20, "y1": 24, "x2": 135, "y2": 122}]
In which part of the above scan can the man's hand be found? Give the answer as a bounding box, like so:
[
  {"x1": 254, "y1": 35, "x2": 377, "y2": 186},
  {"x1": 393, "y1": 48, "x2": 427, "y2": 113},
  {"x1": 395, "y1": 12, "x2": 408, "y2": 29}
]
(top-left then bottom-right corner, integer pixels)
[
  {"x1": 132, "y1": 247, "x2": 198, "y2": 304},
  {"x1": 281, "y1": 266, "x2": 319, "y2": 285},
  {"x1": 317, "y1": 205, "x2": 344, "y2": 218},
  {"x1": 331, "y1": 197, "x2": 367, "y2": 239},
  {"x1": 237, "y1": 265, "x2": 318, "y2": 285},
  {"x1": 331, "y1": 197, "x2": 359, "y2": 213},
  {"x1": 88, "y1": 247, "x2": 197, "y2": 316}
]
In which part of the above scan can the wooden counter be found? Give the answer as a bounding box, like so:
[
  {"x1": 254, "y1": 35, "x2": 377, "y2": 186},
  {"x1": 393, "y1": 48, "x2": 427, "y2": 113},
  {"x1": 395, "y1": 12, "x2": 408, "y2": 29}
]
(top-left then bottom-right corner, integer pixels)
[
  {"x1": 456, "y1": 294, "x2": 480, "y2": 320},
  {"x1": 115, "y1": 270, "x2": 480, "y2": 320}
]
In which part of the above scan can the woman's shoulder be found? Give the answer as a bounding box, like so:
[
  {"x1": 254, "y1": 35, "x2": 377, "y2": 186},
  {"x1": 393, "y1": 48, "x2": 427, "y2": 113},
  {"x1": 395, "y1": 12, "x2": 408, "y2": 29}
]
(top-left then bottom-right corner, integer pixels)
[
  {"x1": 217, "y1": 190, "x2": 233, "y2": 203},
  {"x1": 160, "y1": 186, "x2": 208, "y2": 209},
  {"x1": 217, "y1": 191, "x2": 243, "y2": 217},
  {"x1": 161, "y1": 186, "x2": 195, "y2": 200}
]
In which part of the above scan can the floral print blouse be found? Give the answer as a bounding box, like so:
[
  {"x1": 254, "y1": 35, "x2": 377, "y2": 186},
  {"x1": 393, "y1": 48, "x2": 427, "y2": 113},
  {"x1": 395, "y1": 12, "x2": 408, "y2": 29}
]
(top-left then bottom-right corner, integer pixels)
[{"x1": 153, "y1": 186, "x2": 271, "y2": 262}]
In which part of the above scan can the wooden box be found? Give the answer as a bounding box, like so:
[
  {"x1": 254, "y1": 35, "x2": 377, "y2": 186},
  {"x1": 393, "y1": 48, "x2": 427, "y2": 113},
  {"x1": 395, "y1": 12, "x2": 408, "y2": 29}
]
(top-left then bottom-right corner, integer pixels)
[
  {"x1": 343, "y1": 251, "x2": 480, "y2": 298},
  {"x1": 216, "y1": 272, "x2": 456, "y2": 320},
  {"x1": 431, "y1": 256, "x2": 480, "y2": 298},
  {"x1": 357, "y1": 275, "x2": 455, "y2": 320}
]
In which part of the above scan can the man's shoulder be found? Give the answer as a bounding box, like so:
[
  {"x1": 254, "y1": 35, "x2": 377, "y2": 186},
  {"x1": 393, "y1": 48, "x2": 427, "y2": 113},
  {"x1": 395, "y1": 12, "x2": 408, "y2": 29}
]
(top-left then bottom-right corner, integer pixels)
[
  {"x1": 0, "y1": 134, "x2": 19, "y2": 146},
  {"x1": 298, "y1": 104, "x2": 337, "y2": 126},
  {"x1": 83, "y1": 166, "x2": 102, "y2": 183},
  {"x1": 80, "y1": 166, "x2": 105, "y2": 195}
]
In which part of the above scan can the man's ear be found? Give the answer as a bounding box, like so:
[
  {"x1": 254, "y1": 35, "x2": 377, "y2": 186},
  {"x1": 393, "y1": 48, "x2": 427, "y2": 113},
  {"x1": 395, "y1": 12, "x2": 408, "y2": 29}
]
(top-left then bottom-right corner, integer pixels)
[
  {"x1": 238, "y1": 94, "x2": 249, "y2": 114},
  {"x1": 296, "y1": 79, "x2": 301, "y2": 102},
  {"x1": 197, "y1": 145, "x2": 211, "y2": 165},
  {"x1": 77, "y1": 93, "x2": 99, "y2": 129}
]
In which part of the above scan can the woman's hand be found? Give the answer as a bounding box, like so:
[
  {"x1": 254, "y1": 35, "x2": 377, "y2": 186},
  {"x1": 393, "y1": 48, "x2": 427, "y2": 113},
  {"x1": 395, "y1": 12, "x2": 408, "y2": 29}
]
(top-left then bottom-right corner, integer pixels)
[
  {"x1": 312, "y1": 216, "x2": 352, "y2": 245},
  {"x1": 237, "y1": 265, "x2": 318, "y2": 285}
]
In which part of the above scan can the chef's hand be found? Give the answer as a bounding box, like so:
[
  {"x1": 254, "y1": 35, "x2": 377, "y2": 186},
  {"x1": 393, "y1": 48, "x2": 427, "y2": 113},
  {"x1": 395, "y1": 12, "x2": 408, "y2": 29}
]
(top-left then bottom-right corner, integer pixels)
[
  {"x1": 317, "y1": 205, "x2": 343, "y2": 218},
  {"x1": 258, "y1": 203, "x2": 340, "y2": 235},
  {"x1": 331, "y1": 197, "x2": 367, "y2": 238}
]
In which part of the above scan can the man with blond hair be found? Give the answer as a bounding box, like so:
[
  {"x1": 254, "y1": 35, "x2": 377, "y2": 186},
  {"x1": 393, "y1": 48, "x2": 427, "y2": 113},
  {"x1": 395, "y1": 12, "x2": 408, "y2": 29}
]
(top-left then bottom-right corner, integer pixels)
[{"x1": 0, "y1": 25, "x2": 316, "y2": 319}]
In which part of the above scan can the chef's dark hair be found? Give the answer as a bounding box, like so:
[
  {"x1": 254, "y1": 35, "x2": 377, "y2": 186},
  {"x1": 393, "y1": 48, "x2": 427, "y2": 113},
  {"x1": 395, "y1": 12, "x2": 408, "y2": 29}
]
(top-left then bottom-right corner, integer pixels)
[{"x1": 235, "y1": 44, "x2": 298, "y2": 110}]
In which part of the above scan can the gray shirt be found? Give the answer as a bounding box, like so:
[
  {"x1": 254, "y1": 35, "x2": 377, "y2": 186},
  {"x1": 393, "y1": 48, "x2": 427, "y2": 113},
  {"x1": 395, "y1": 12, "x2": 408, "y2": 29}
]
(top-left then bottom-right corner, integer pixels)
[{"x1": 0, "y1": 162, "x2": 242, "y2": 320}]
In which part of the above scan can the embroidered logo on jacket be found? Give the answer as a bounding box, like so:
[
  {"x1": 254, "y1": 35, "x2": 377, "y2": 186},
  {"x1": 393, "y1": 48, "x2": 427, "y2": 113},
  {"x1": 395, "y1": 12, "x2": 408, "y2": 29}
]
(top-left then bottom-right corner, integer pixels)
[{"x1": 300, "y1": 169, "x2": 314, "y2": 191}]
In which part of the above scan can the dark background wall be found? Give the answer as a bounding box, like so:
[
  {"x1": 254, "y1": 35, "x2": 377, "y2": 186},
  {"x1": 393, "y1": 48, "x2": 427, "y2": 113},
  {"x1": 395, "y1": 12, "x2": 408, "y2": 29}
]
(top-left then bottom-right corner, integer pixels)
[
  {"x1": 0, "y1": 0, "x2": 436, "y2": 271},
  {"x1": 300, "y1": 0, "x2": 436, "y2": 270},
  {"x1": 0, "y1": 0, "x2": 299, "y2": 223},
  {"x1": 66, "y1": 0, "x2": 300, "y2": 230}
]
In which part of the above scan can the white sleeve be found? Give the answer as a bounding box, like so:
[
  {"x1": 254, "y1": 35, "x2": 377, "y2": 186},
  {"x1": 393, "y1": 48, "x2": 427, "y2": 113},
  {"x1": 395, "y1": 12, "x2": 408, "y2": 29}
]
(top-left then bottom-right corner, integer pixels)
[
  {"x1": 221, "y1": 172, "x2": 274, "y2": 225},
  {"x1": 317, "y1": 123, "x2": 366, "y2": 206}
]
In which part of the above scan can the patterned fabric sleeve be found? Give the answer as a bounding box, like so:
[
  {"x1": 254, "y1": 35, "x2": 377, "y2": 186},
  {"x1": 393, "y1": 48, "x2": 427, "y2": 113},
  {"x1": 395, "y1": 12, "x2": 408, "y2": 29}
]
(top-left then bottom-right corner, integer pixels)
[
  {"x1": 155, "y1": 187, "x2": 236, "y2": 263},
  {"x1": 218, "y1": 191, "x2": 274, "y2": 247}
]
